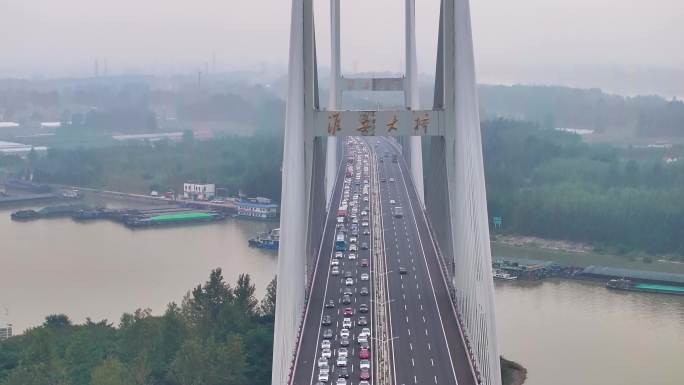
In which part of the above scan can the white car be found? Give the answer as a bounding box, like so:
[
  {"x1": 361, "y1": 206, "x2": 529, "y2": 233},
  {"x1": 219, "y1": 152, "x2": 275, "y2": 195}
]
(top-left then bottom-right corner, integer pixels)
[
  {"x1": 357, "y1": 334, "x2": 368, "y2": 344},
  {"x1": 361, "y1": 327, "x2": 371, "y2": 336},
  {"x1": 349, "y1": 237, "x2": 357, "y2": 244},
  {"x1": 318, "y1": 356, "x2": 328, "y2": 368},
  {"x1": 348, "y1": 253, "x2": 357, "y2": 260},
  {"x1": 331, "y1": 259, "x2": 340, "y2": 267},
  {"x1": 336, "y1": 356, "x2": 348, "y2": 367},
  {"x1": 337, "y1": 216, "x2": 344, "y2": 224},
  {"x1": 336, "y1": 378, "x2": 347, "y2": 385},
  {"x1": 360, "y1": 273, "x2": 369, "y2": 281},
  {"x1": 331, "y1": 266, "x2": 340, "y2": 275},
  {"x1": 338, "y1": 347, "x2": 349, "y2": 358},
  {"x1": 361, "y1": 222, "x2": 369, "y2": 227},
  {"x1": 345, "y1": 278, "x2": 354, "y2": 286},
  {"x1": 389, "y1": 199, "x2": 395, "y2": 205},
  {"x1": 318, "y1": 371, "x2": 329, "y2": 382},
  {"x1": 389, "y1": 178, "x2": 395, "y2": 182},
  {"x1": 349, "y1": 244, "x2": 358, "y2": 252},
  {"x1": 321, "y1": 348, "x2": 332, "y2": 358},
  {"x1": 352, "y1": 218, "x2": 359, "y2": 224},
  {"x1": 360, "y1": 359, "x2": 371, "y2": 370},
  {"x1": 321, "y1": 340, "x2": 331, "y2": 350},
  {"x1": 340, "y1": 328, "x2": 350, "y2": 339},
  {"x1": 335, "y1": 252, "x2": 343, "y2": 259},
  {"x1": 342, "y1": 318, "x2": 352, "y2": 328}
]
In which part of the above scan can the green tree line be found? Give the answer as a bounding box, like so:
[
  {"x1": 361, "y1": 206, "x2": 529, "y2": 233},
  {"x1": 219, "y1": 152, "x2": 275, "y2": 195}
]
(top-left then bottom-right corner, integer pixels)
[
  {"x1": 482, "y1": 119, "x2": 684, "y2": 257},
  {"x1": 0, "y1": 270, "x2": 277, "y2": 385}
]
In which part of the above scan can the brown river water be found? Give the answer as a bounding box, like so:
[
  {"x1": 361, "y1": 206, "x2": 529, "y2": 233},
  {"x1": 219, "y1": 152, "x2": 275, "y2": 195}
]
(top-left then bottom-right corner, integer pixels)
[{"x1": 1, "y1": 204, "x2": 682, "y2": 384}]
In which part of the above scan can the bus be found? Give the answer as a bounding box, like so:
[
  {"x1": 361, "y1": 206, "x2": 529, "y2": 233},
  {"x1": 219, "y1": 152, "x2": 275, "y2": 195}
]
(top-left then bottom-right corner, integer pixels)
[{"x1": 335, "y1": 233, "x2": 346, "y2": 251}]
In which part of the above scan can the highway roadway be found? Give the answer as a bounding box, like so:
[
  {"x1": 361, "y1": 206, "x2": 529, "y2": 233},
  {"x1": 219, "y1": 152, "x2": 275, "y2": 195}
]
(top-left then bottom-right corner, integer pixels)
[
  {"x1": 290, "y1": 136, "x2": 476, "y2": 385},
  {"x1": 292, "y1": 138, "x2": 375, "y2": 385},
  {"x1": 372, "y1": 137, "x2": 477, "y2": 385}
]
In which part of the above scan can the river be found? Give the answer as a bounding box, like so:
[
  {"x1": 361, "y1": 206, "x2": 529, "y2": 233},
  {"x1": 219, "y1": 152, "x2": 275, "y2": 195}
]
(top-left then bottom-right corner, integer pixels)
[{"x1": 1, "y1": 205, "x2": 682, "y2": 384}]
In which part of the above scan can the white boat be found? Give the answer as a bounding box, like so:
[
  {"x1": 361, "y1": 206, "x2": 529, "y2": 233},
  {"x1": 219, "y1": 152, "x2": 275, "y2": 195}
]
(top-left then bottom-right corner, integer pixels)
[{"x1": 492, "y1": 269, "x2": 517, "y2": 281}]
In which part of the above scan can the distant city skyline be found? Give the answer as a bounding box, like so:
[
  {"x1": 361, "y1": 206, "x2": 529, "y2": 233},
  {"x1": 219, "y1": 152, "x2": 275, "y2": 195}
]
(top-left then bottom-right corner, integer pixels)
[{"x1": 1, "y1": 0, "x2": 683, "y2": 97}]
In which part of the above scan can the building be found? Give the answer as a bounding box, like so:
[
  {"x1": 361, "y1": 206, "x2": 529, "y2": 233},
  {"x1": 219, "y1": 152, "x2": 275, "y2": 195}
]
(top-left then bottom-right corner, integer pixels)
[
  {"x1": 0, "y1": 324, "x2": 12, "y2": 341},
  {"x1": 183, "y1": 183, "x2": 215, "y2": 201},
  {"x1": 235, "y1": 197, "x2": 279, "y2": 219}
]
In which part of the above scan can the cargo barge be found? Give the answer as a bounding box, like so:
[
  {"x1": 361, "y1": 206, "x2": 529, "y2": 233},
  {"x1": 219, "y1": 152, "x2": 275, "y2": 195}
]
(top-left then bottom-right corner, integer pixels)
[
  {"x1": 11, "y1": 204, "x2": 89, "y2": 220},
  {"x1": 606, "y1": 278, "x2": 684, "y2": 296},
  {"x1": 124, "y1": 211, "x2": 226, "y2": 228}
]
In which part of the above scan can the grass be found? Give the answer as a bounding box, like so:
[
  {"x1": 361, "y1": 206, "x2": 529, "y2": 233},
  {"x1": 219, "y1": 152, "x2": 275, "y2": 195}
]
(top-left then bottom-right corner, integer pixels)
[{"x1": 491, "y1": 241, "x2": 684, "y2": 274}]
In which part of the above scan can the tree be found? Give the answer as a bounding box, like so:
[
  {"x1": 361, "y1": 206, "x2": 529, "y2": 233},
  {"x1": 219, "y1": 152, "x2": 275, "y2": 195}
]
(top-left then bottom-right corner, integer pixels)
[
  {"x1": 43, "y1": 314, "x2": 72, "y2": 330},
  {"x1": 90, "y1": 358, "x2": 127, "y2": 385},
  {"x1": 260, "y1": 276, "x2": 277, "y2": 318},
  {"x1": 234, "y1": 274, "x2": 258, "y2": 316}
]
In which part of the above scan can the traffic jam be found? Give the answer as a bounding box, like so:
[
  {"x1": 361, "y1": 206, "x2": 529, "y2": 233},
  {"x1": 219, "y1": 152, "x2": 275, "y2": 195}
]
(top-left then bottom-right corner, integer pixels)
[{"x1": 316, "y1": 138, "x2": 373, "y2": 385}]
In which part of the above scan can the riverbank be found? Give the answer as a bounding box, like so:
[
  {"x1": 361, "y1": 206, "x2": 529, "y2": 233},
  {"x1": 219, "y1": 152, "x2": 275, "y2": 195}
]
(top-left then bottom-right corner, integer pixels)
[
  {"x1": 492, "y1": 235, "x2": 684, "y2": 275},
  {"x1": 501, "y1": 357, "x2": 527, "y2": 385}
]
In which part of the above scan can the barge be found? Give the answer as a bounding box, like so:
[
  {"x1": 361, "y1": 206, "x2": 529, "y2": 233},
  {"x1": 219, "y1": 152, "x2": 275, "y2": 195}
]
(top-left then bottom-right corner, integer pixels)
[
  {"x1": 606, "y1": 278, "x2": 684, "y2": 296},
  {"x1": 124, "y1": 211, "x2": 226, "y2": 228}
]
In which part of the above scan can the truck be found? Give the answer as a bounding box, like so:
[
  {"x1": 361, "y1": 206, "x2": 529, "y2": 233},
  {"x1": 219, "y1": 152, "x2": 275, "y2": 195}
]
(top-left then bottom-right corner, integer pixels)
[{"x1": 393, "y1": 206, "x2": 403, "y2": 218}]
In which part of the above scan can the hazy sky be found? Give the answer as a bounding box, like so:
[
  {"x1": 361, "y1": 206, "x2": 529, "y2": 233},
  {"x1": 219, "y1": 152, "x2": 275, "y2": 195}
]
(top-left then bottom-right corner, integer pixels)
[{"x1": 2, "y1": 0, "x2": 683, "y2": 93}]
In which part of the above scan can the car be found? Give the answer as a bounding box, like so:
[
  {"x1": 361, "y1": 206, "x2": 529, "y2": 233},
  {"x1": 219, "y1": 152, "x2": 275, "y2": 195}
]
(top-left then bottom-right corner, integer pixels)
[
  {"x1": 361, "y1": 327, "x2": 371, "y2": 336},
  {"x1": 359, "y1": 370, "x2": 371, "y2": 381},
  {"x1": 344, "y1": 270, "x2": 354, "y2": 278},
  {"x1": 360, "y1": 287, "x2": 369, "y2": 296},
  {"x1": 336, "y1": 378, "x2": 347, "y2": 385},
  {"x1": 348, "y1": 253, "x2": 356, "y2": 260},
  {"x1": 359, "y1": 381, "x2": 370, "y2": 385},
  {"x1": 360, "y1": 259, "x2": 369, "y2": 267},
  {"x1": 331, "y1": 259, "x2": 340, "y2": 266},
  {"x1": 335, "y1": 252, "x2": 343, "y2": 259},
  {"x1": 361, "y1": 222, "x2": 369, "y2": 227},
  {"x1": 352, "y1": 218, "x2": 359, "y2": 224},
  {"x1": 338, "y1": 347, "x2": 349, "y2": 358},
  {"x1": 363, "y1": 196, "x2": 369, "y2": 202},
  {"x1": 318, "y1": 372, "x2": 329, "y2": 383},
  {"x1": 318, "y1": 356, "x2": 329, "y2": 367},
  {"x1": 361, "y1": 242, "x2": 368, "y2": 250},
  {"x1": 360, "y1": 273, "x2": 369, "y2": 281},
  {"x1": 337, "y1": 216, "x2": 344, "y2": 224},
  {"x1": 321, "y1": 348, "x2": 332, "y2": 358},
  {"x1": 349, "y1": 244, "x2": 357, "y2": 252},
  {"x1": 357, "y1": 334, "x2": 368, "y2": 344},
  {"x1": 332, "y1": 266, "x2": 340, "y2": 275},
  {"x1": 399, "y1": 267, "x2": 407, "y2": 275},
  {"x1": 342, "y1": 318, "x2": 352, "y2": 328},
  {"x1": 340, "y1": 328, "x2": 350, "y2": 339},
  {"x1": 343, "y1": 288, "x2": 353, "y2": 296},
  {"x1": 359, "y1": 340, "x2": 370, "y2": 349},
  {"x1": 389, "y1": 199, "x2": 395, "y2": 204},
  {"x1": 359, "y1": 303, "x2": 369, "y2": 313},
  {"x1": 342, "y1": 295, "x2": 352, "y2": 305},
  {"x1": 345, "y1": 277, "x2": 354, "y2": 286},
  {"x1": 323, "y1": 329, "x2": 333, "y2": 339},
  {"x1": 325, "y1": 300, "x2": 336, "y2": 308},
  {"x1": 359, "y1": 359, "x2": 371, "y2": 370},
  {"x1": 363, "y1": 229, "x2": 370, "y2": 236},
  {"x1": 337, "y1": 369, "x2": 349, "y2": 379},
  {"x1": 339, "y1": 337, "x2": 350, "y2": 347},
  {"x1": 322, "y1": 340, "x2": 331, "y2": 350},
  {"x1": 359, "y1": 347, "x2": 370, "y2": 359},
  {"x1": 322, "y1": 315, "x2": 332, "y2": 326},
  {"x1": 343, "y1": 307, "x2": 354, "y2": 316},
  {"x1": 336, "y1": 356, "x2": 347, "y2": 367},
  {"x1": 357, "y1": 316, "x2": 368, "y2": 326},
  {"x1": 351, "y1": 229, "x2": 359, "y2": 236},
  {"x1": 389, "y1": 178, "x2": 395, "y2": 182},
  {"x1": 380, "y1": 178, "x2": 386, "y2": 182}
]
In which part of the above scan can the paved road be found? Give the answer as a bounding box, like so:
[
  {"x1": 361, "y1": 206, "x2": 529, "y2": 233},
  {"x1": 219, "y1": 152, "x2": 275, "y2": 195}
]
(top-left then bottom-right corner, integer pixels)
[
  {"x1": 291, "y1": 137, "x2": 476, "y2": 385},
  {"x1": 292, "y1": 138, "x2": 375, "y2": 385},
  {"x1": 373, "y1": 137, "x2": 477, "y2": 385}
]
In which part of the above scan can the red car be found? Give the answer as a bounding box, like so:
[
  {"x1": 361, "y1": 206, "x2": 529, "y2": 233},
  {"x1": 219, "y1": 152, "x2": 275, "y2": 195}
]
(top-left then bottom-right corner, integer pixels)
[
  {"x1": 359, "y1": 347, "x2": 369, "y2": 359},
  {"x1": 344, "y1": 307, "x2": 354, "y2": 316},
  {"x1": 360, "y1": 370, "x2": 371, "y2": 381},
  {"x1": 360, "y1": 259, "x2": 369, "y2": 267}
]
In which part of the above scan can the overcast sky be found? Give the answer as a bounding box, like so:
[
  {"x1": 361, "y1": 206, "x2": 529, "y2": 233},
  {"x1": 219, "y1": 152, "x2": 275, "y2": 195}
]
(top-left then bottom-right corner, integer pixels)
[{"x1": 2, "y1": 0, "x2": 683, "y2": 95}]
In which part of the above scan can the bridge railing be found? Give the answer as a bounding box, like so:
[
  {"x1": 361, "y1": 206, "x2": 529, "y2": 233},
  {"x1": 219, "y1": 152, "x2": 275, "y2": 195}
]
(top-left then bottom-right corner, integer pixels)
[{"x1": 423, "y1": 215, "x2": 483, "y2": 384}]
